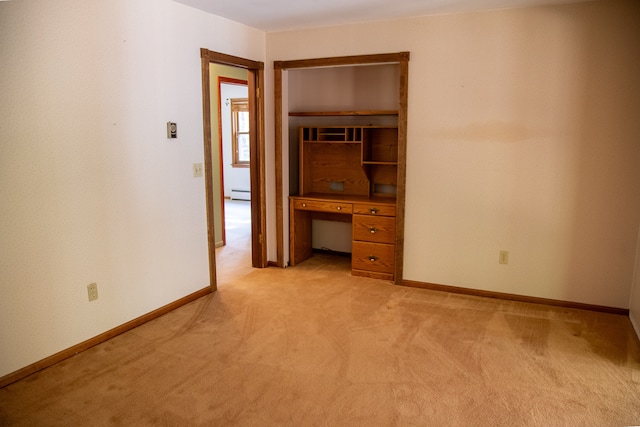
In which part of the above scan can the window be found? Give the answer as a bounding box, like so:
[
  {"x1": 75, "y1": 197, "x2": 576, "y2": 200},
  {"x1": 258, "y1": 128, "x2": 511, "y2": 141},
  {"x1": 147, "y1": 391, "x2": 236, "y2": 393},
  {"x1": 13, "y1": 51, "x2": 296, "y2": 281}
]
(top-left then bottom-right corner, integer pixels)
[{"x1": 231, "y1": 98, "x2": 250, "y2": 167}]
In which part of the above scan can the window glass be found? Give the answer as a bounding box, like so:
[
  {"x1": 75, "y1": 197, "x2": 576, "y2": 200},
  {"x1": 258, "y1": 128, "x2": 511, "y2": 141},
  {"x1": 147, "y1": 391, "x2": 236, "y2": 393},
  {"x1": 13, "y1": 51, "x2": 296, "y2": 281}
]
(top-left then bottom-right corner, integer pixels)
[{"x1": 231, "y1": 98, "x2": 249, "y2": 167}]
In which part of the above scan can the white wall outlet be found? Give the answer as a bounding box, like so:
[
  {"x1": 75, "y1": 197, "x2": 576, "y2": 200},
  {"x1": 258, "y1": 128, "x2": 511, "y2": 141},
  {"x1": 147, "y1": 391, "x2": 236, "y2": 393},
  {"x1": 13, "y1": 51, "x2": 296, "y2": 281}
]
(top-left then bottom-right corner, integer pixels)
[
  {"x1": 499, "y1": 250, "x2": 509, "y2": 265},
  {"x1": 193, "y1": 163, "x2": 203, "y2": 177},
  {"x1": 87, "y1": 283, "x2": 98, "y2": 301}
]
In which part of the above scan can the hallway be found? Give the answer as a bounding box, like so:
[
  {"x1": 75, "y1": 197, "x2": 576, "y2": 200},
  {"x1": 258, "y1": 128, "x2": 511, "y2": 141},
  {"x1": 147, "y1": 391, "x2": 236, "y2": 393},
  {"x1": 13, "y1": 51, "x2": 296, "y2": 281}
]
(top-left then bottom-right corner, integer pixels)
[{"x1": 216, "y1": 199, "x2": 253, "y2": 284}]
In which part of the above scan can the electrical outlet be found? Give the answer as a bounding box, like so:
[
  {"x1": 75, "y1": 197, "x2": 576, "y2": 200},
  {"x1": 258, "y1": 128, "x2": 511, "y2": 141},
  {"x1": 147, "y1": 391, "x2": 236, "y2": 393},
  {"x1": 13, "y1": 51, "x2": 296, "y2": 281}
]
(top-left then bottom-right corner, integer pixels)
[
  {"x1": 193, "y1": 163, "x2": 203, "y2": 177},
  {"x1": 87, "y1": 283, "x2": 98, "y2": 301},
  {"x1": 499, "y1": 250, "x2": 509, "y2": 265}
]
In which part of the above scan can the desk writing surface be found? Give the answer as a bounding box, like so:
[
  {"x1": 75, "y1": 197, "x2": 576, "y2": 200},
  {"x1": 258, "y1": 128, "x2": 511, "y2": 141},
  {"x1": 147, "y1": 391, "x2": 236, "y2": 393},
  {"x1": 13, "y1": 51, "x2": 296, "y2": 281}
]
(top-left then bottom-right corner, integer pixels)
[
  {"x1": 289, "y1": 193, "x2": 396, "y2": 267},
  {"x1": 290, "y1": 193, "x2": 396, "y2": 206}
]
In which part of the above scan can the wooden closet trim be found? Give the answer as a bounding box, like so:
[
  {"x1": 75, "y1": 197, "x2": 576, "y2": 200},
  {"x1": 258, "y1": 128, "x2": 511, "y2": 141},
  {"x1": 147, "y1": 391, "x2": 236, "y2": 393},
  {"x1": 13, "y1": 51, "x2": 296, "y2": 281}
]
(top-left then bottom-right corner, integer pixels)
[
  {"x1": 274, "y1": 52, "x2": 410, "y2": 285},
  {"x1": 274, "y1": 52, "x2": 409, "y2": 70},
  {"x1": 274, "y1": 67, "x2": 284, "y2": 268},
  {"x1": 395, "y1": 55, "x2": 409, "y2": 285}
]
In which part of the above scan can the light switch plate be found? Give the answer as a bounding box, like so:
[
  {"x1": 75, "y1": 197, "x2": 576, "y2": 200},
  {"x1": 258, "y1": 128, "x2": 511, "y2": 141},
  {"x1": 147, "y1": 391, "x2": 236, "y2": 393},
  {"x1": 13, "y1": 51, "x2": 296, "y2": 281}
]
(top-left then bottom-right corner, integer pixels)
[{"x1": 167, "y1": 122, "x2": 177, "y2": 139}]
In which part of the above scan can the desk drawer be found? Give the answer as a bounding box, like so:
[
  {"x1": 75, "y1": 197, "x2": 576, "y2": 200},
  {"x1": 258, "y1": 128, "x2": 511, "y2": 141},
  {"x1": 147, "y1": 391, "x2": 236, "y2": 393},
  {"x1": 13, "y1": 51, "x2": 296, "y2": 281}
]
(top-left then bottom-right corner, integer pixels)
[
  {"x1": 352, "y1": 241, "x2": 395, "y2": 274},
  {"x1": 294, "y1": 199, "x2": 353, "y2": 214},
  {"x1": 352, "y1": 215, "x2": 395, "y2": 244},
  {"x1": 353, "y1": 203, "x2": 395, "y2": 217}
]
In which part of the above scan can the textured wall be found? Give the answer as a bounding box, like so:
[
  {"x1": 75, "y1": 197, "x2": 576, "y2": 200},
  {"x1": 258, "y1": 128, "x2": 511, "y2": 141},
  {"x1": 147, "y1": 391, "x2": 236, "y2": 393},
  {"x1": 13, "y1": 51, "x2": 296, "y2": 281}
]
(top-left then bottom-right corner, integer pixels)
[
  {"x1": 0, "y1": 0, "x2": 265, "y2": 377},
  {"x1": 267, "y1": 0, "x2": 640, "y2": 308}
]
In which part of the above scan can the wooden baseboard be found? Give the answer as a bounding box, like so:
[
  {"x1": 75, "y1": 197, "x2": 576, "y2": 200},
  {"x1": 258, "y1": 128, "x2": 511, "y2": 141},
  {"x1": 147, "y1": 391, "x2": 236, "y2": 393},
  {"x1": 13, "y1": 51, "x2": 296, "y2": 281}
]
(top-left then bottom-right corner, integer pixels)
[
  {"x1": 0, "y1": 287, "x2": 212, "y2": 389},
  {"x1": 267, "y1": 260, "x2": 280, "y2": 268},
  {"x1": 402, "y1": 280, "x2": 629, "y2": 316}
]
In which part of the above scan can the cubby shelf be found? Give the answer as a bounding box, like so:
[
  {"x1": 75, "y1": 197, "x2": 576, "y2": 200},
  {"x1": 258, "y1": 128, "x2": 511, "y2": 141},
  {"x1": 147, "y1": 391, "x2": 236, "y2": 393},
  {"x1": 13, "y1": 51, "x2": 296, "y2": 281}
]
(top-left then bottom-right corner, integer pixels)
[{"x1": 299, "y1": 125, "x2": 398, "y2": 198}]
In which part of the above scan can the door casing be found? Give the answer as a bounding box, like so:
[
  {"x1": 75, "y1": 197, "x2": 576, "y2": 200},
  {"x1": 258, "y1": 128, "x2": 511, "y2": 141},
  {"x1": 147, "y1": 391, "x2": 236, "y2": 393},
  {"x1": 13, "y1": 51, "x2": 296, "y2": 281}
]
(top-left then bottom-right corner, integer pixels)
[{"x1": 200, "y1": 49, "x2": 267, "y2": 291}]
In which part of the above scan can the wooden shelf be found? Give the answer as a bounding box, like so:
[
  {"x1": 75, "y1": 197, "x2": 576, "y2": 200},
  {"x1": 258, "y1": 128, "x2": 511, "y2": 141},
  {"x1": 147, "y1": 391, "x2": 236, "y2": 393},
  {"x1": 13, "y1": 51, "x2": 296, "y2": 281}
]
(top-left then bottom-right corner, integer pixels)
[
  {"x1": 363, "y1": 161, "x2": 397, "y2": 165},
  {"x1": 307, "y1": 141, "x2": 361, "y2": 144},
  {"x1": 289, "y1": 110, "x2": 398, "y2": 117},
  {"x1": 299, "y1": 125, "x2": 398, "y2": 197}
]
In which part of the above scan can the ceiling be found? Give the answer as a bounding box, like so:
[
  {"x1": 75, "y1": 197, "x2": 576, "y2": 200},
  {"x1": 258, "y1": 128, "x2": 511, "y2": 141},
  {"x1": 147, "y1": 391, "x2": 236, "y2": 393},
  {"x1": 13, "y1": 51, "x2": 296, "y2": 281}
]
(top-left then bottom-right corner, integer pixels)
[{"x1": 173, "y1": 0, "x2": 590, "y2": 32}]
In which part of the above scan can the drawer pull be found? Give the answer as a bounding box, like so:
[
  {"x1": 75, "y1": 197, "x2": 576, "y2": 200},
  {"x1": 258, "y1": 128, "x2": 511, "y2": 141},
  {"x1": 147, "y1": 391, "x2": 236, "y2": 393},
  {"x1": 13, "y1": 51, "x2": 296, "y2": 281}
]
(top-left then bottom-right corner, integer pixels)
[
  {"x1": 368, "y1": 255, "x2": 377, "y2": 262},
  {"x1": 369, "y1": 208, "x2": 378, "y2": 214},
  {"x1": 302, "y1": 203, "x2": 307, "y2": 207},
  {"x1": 369, "y1": 227, "x2": 377, "y2": 234},
  {"x1": 336, "y1": 206, "x2": 341, "y2": 211}
]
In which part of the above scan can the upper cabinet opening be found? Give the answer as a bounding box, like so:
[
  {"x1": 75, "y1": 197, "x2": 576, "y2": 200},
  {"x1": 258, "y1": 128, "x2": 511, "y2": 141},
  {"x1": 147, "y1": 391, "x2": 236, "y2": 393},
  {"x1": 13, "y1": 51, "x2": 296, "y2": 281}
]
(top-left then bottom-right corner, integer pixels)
[{"x1": 288, "y1": 64, "x2": 400, "y2": 114}]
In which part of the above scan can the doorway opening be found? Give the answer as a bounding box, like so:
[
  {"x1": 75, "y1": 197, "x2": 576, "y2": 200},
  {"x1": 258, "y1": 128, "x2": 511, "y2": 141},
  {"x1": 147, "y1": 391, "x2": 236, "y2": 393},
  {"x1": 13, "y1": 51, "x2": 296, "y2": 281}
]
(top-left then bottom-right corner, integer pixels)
[
  {"x1": 218, "y1": 77, "x2": 249, "y2": 248},
  {"x1": 200, "y1": 49, "x2": 266, "y2": 291},
  {"x1": 273, "y1": 52, "x2": 409, "y2": 285}
]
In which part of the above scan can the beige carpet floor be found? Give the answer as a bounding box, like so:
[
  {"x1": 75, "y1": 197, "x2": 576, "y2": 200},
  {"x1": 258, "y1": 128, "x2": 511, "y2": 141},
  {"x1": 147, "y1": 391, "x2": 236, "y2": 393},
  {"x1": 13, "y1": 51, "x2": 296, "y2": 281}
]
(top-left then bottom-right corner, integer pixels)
[{"x1": 1, "y1": 222, "x2": 640, "y2": 426}]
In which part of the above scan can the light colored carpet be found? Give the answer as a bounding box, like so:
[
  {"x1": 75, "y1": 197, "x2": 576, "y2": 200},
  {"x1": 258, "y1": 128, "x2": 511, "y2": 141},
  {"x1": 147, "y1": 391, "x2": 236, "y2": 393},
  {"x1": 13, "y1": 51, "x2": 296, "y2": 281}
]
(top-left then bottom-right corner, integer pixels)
[
  {"x1": 1, "y1": 251, "x2": 640, "y2": 426},
  {"x1": 217, "y1": 199, "x2": 253, "y2": 283}
]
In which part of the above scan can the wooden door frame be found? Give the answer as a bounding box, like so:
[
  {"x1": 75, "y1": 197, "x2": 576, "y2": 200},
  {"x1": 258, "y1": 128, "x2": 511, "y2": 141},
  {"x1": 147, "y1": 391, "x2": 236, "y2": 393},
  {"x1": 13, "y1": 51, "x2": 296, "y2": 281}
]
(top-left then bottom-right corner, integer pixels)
[
  {"x1": 201, "y1": 49, "x2": 267, "y2": 291},
  {"x1": 274, "y1": 52, "x2": 410, "y2": 284}
]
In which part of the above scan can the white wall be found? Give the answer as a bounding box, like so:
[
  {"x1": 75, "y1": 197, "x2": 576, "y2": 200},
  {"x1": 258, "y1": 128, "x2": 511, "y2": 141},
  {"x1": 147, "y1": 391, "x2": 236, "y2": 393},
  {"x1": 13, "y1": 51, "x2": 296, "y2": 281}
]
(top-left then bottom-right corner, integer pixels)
[
  {"x1": 0, "y1": 0, "x2": 265, "y2": 378},
  {"x1": 266, "y1": 0, "x2": 640, "y2": 308}
]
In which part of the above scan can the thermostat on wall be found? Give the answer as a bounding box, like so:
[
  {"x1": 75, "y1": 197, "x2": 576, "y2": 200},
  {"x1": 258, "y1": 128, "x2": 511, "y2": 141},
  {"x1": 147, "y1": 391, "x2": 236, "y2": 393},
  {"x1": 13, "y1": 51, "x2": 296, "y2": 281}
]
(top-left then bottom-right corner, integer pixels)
[{"x1": 167, "y1": 122, "x2": 177, "y2": 139}]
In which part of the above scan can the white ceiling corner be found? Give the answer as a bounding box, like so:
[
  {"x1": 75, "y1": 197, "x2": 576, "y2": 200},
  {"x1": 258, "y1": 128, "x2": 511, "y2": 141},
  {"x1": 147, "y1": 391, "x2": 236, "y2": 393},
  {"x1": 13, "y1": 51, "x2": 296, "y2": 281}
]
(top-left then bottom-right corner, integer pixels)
[{"x1": 172, "y1": 0, "x2": 593, "y2": 32}]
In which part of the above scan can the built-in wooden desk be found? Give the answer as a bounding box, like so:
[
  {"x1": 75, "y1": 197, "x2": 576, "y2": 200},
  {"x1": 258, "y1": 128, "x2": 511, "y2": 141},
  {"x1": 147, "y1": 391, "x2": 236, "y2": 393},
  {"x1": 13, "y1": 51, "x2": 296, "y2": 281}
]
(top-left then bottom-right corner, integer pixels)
[
  {"x1": 289, "y1": 193, "x2": 397, "y2": 281},
  {"x1": 289, "y1": 124, "x2": 400, "y2": 281}
]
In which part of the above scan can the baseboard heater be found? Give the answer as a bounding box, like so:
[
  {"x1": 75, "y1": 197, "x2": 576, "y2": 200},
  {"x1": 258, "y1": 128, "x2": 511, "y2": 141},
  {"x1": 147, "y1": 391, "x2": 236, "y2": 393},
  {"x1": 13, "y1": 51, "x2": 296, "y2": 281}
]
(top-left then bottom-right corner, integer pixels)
[{"x1": 230, "y1": 189, "x2": 251, "y2": 201}]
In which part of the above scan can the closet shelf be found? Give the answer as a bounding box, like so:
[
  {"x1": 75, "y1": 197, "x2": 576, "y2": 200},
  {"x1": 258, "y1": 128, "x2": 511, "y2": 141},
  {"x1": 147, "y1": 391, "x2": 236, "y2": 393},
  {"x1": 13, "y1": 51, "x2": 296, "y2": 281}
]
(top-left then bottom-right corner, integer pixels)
[
  {"x1": 289, "y1": 110, "x2": 398, "y2": 117},
  {"x1": 362, "y1": 161, "x2": 398, "y2": 166}
]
